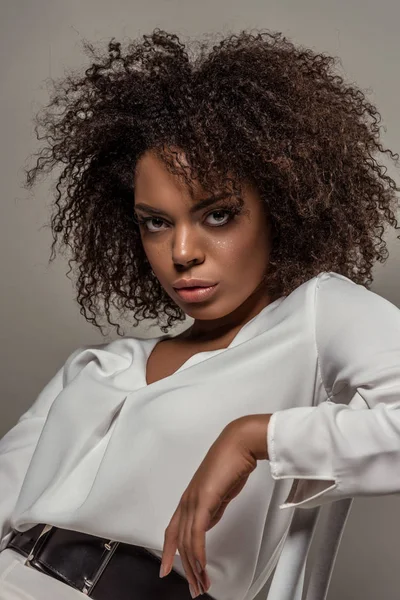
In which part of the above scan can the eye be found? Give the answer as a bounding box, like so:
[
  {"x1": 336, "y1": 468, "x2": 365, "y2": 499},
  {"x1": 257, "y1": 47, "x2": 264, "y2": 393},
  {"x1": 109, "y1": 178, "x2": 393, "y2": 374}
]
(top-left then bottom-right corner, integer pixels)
[
  {"x1": 135, "y1": 207, "x2": 238, "y2": 233},
  {"x1": 136, "y1": 216, "x2": 167, "y2": 233},
  {"x1": 205, "y1": 209, "x2": 234, "y2": 227}
]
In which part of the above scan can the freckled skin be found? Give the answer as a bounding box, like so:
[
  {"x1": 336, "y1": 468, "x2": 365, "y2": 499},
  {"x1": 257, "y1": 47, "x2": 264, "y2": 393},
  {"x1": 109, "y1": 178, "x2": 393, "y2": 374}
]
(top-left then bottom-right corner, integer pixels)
[{"x1": 134, "y1": 149, "x2": 277, "y2": 344}]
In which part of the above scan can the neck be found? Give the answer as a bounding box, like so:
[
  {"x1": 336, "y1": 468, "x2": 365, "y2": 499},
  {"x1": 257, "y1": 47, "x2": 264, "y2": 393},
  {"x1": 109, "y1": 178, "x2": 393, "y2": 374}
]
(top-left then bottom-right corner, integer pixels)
[{"x1": 178, "y1": 287, "x2": 278, "y2": 343}]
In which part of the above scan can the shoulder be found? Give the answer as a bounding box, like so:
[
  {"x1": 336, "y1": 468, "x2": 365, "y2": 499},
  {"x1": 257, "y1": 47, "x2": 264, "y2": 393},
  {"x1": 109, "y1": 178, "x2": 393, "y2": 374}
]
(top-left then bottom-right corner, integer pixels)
[
  {"x1": 313, "y1": 271, "x2": 400, "y2": 396},
  {"x1": 62, "y1": 336, "x2": 150, "y2": 386},
  {"x1": 314, "y1": 271, "x2": 400, "y2": 323}
]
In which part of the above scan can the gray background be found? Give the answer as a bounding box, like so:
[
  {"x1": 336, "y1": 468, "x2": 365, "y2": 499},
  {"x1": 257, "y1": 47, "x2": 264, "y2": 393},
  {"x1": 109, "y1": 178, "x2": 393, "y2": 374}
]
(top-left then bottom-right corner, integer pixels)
[{"x1": 1, "y1": 1, "x2": 399, "y2": 599}]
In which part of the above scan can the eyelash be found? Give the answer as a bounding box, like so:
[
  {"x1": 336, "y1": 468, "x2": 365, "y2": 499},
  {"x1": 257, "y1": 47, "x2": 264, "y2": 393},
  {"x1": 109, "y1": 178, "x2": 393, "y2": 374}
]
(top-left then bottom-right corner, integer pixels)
[{"x1": 135, "y1": 205, "x2": 242, "y2": 233}]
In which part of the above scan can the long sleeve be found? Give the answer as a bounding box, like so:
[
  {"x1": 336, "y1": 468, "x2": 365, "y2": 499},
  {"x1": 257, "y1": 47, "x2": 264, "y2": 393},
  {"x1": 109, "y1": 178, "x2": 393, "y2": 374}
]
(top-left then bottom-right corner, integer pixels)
[
  {"x1": 0, "y1": 349, "x2": 82, "y2": 550},
  {"x1": 267, "y1": 271, "x2": 400, "y2": 509}
]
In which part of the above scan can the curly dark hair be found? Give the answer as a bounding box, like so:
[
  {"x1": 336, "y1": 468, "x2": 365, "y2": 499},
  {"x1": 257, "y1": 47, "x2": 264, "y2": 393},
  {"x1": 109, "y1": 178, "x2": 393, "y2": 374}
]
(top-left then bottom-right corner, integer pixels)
[{"x1": 24, "y1": 28, "x2": 400, "y2": 336}]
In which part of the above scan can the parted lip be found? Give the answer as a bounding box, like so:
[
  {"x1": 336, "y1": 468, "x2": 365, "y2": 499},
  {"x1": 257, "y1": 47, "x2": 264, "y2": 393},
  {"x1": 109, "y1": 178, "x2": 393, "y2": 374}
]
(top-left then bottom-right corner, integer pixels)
[{"x1": 173, "y1": 279, "x2": 217, "y2": 289}]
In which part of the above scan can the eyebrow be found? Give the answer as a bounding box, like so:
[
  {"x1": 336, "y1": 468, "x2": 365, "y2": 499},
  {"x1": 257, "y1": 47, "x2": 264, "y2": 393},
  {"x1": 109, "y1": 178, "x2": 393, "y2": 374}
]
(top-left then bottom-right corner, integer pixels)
[{"x1": 134, "y1": 193, "x2": 232, "y2": 217}]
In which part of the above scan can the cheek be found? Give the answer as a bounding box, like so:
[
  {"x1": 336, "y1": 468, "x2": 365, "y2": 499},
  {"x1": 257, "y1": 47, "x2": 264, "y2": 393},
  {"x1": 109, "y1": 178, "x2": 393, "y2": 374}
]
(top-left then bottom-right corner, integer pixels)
[
  {"x1": 211, "y1": 229, "x2": 270, "y2": 287},
  {"x1": 140, "y1": 236, "x2": 168, "y2": 262},
  {"x1": 212, "y1": 232, "x2": 262, "y2": 269}
]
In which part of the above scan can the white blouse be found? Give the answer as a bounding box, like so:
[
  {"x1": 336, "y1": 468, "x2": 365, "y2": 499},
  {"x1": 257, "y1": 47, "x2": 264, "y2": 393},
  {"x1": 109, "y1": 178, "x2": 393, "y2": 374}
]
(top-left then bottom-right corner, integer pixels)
[{"x1": 1, "y1": 271, "x2": 400, "y2": 600}]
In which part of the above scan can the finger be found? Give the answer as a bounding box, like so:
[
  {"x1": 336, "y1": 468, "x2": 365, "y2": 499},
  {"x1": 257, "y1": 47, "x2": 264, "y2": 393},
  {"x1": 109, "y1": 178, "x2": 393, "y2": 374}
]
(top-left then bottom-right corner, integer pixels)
[
  {"x1": 185, "y1": 506, "x2": 208, "y2": 593},
  {"x1": 161, "y1": 505, "x2": 180, "y2": 578},
  {"x1": 191, "y1": 503, "x2": 212, "y2": 592},
  {"x1": 179, "y1": 499, "x2": 202, "y2": 596}
]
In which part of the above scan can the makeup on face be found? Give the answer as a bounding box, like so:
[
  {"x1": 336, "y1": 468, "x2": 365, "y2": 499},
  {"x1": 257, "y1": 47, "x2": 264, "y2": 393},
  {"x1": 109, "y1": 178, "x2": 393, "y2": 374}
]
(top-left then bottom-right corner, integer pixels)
[
  {"x1": 173, "y1": 284, "x2": 219, "y2": 303},
  {"x1": 133, "y1": 150, "x2": 274, "y2": 335}
]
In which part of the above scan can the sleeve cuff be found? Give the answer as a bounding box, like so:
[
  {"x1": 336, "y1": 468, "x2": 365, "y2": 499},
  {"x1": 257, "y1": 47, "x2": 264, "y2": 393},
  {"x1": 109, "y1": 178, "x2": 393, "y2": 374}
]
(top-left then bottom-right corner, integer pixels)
[{"x1": 267, "y1": 409, "x2": 338, "y2": 509}]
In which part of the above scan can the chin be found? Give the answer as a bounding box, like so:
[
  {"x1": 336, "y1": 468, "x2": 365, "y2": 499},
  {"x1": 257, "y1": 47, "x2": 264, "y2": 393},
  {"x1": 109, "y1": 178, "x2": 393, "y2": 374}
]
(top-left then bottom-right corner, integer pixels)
[{"x1": 184, "y1": 303, "x2": 226, "y2": 318}]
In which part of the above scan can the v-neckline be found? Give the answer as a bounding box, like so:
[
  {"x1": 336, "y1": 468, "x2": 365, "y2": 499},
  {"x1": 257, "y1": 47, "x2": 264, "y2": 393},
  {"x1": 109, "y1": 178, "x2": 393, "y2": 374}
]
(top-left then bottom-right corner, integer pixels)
[
  {"x1": 144, "y1": 333, "x2": 229, "y2": 387},
  {"x1": 142, "y1": 295, "x2": 285, "y2": 388}
]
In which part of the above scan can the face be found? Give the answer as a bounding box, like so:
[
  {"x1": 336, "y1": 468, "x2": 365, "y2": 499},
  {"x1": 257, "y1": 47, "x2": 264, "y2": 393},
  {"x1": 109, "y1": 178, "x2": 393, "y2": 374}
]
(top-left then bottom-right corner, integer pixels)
[{"x1": 133, "y1": 149, "x2": 275, "y2": 336}]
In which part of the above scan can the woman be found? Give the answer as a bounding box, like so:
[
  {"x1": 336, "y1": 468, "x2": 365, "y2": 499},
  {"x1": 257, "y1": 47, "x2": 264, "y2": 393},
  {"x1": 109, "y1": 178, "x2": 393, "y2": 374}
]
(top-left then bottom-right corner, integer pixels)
[{"x1": 1, "y1": 28, "x2": 400, "y2": 600}]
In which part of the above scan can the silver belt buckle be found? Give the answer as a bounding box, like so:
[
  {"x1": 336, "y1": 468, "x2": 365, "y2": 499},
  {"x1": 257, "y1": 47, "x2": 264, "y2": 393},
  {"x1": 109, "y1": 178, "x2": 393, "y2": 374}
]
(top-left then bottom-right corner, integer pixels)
[
  {"x1": 24, "y1": 524, "x2": 54, "y2": 567},
  {"x1": 24, "y1": 524, "x2": 120, "y2": 597},
  {"x1": 81, "y1": 539, "x2": 120, "y2": 595}
]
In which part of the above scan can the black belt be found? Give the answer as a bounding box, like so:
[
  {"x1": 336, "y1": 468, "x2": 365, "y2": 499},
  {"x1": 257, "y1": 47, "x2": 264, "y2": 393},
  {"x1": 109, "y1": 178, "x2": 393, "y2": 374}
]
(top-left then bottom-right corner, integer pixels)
[{"x1": 6, "y1": 524, "x2": 215, "y2": 599}]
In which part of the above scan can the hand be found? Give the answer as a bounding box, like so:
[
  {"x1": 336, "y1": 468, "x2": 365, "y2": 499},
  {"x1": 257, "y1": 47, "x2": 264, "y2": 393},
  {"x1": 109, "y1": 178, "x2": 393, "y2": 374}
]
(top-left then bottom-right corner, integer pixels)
[{"x1": 160, "y1": 414, "x2": 272, "y2": 597}]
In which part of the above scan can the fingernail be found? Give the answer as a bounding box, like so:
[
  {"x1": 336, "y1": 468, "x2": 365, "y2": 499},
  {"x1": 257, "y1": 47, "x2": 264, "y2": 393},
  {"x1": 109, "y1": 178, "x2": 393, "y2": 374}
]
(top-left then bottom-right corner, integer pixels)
[
  {"x1": 189, "y1": 583, "x2": 200, "y2": 598},
  {"x1": 195, "y1": 560, "x2": 208, "y2": 591},
  {"x1": 197, "y1": 579, "x2": 206, "y2": 595},
  {"x1": 159, "y1": 564, "x2": 165, "y2": 578}
]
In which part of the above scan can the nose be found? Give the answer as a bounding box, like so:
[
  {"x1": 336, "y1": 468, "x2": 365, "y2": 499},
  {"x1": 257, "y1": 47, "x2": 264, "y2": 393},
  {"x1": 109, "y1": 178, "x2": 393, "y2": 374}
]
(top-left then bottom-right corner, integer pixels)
[{"x1": 172, "y1": 225, "x2": 204, "y2": 268}]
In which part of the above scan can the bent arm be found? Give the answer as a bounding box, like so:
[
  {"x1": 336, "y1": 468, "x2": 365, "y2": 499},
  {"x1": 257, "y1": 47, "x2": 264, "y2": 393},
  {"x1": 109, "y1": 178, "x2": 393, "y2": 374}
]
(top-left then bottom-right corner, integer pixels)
[{"x1": 267, "y1": 272, "x2": 400, "y2": 509}]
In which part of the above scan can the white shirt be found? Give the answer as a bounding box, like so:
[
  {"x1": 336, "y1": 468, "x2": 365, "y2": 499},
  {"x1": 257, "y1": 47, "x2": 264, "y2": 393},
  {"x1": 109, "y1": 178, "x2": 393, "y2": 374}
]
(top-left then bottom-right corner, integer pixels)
[{"x1": 1, "y1": 271, "x2": 400, "y2": 600}]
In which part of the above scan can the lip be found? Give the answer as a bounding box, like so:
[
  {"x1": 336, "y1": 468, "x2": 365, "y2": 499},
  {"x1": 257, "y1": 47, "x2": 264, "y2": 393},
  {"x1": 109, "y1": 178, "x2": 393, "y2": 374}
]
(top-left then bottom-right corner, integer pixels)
[
  {"x1": 174, "y1": 284, "x2": 218, "y2": 303},
  {"x1": 173, "y1": 278, "x2": 217, "y2": 289}
]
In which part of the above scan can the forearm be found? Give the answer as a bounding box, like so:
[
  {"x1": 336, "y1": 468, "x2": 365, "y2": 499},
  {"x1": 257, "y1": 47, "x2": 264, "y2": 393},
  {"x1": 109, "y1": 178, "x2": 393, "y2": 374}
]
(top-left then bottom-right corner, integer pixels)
[{"x1": 230, "y1": 413, "x2": 272, "y2": 461}]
